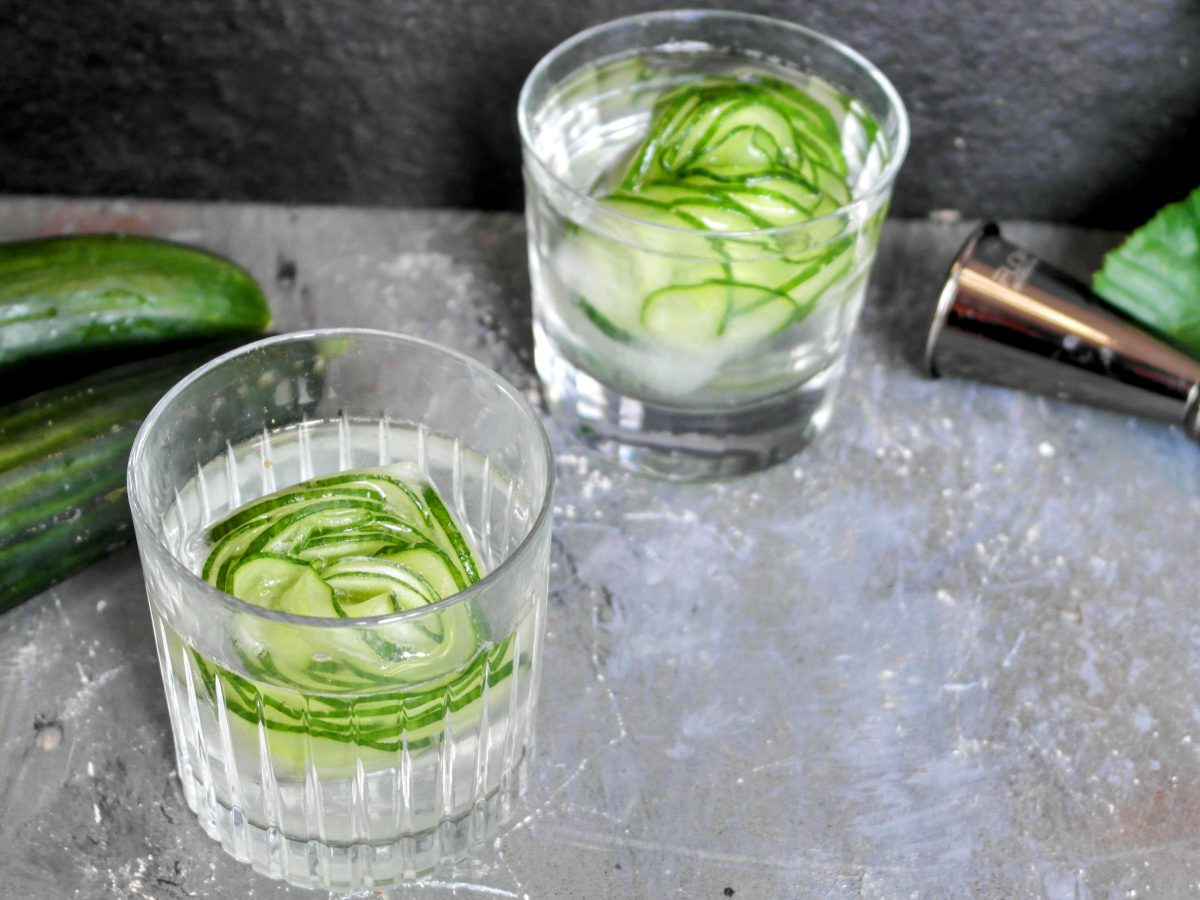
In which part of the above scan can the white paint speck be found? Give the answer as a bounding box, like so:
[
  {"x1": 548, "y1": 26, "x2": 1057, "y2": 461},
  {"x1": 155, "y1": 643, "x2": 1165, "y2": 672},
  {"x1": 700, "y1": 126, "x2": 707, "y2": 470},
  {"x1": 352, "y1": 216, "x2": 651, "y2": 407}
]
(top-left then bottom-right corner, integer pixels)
[
  {"x1": 579, "y1": 470, "x2": 614, "y2": 500},
  {"x1": 1002, "y1": 630, "x2": 1027, "y2": 668},
  {"x1": 62, "y1": 665, "x2": 130, "y2": 720},
  {"x1": 1079, "y1": 647, "x2": 1105, "y2": 697},
  {"x1": 95, "y1": 599, "x2": 108, "y2": 613},
  {"x1": 1038, "y1": 441, "x2": 1056, "y2": 458},
  {"x1": 623, "y1": 509, "x2": 698, "y2": 525},
  {"x1": 942, "y1": 681, "x2": 981, "y2": 693},
  {"x1": 955, "y1": 735, "x2": 982, "y2": 755},
  {"x1": 410, "y1": 879, "x2": 520, "y2": 898},
  {"x1": 93, "y1": 803, "x2": 101, "y2": 825}
]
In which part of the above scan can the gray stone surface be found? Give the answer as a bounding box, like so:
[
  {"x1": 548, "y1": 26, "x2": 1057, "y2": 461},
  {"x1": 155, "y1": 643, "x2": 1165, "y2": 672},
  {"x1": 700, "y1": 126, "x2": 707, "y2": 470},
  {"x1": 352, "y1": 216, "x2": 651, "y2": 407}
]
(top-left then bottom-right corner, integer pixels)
[
  {"x1": 2, "y1": 1, "x2": 1199, "y2": 227},
  {"x1": 2, "y1": 197, "x2": 1199, "y2": 899}
]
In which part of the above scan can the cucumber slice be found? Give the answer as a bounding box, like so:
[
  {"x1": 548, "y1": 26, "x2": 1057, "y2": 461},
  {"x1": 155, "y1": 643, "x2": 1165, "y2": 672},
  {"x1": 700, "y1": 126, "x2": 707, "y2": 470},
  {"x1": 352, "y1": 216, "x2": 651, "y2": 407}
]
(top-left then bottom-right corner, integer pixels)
[
  {"x1": 665, "y1": 178, "x2": 816, "y2": 223},
  {"x1": 727, "y1": 283, "x2": 801, "y2": 341},
  {"x1": 778, "y1": 237, "x2": 856, "y2": 311},
  {"x1": 214, "y1": 501, "x2": 380, "y2": 591},
  {"x1": 567, "y1": 70, "x2": 873, "y2": 386},
  {"x1": 598, "y1": 194, "x2": 691, "y2": 230},
  {"x1": 199, "y1": 464, "x2": 490, "y2": 736},
  {"x1": 379, "y1": 543, "x2": 465, "y2": 594},
  {"x1": 556, "y1": 225, "x2": 729, "y2": 332},
  {"x1": 640, "y1": 283, "x2": 730, "y2": 349},
  {"x1": 692, "y1": 123, "x2": 785, "y2": 182},
  {"x1": 293, "y1": 532, "x2": 406, "y2": 565},
  {"x1": 347, "y1": 593, "x2": 402, "y2": 617},
  {"x1": 639, "y1": 281, "x2": 801, "y2": 351},
  {"x1": 666, "y1": 95, "x2": 755, "y2": 174},
  {"x1": 208, "y1": 486, "x2": 385, "y2": 541},
  {"x1": 203, "y1": 468, "x2": 480, "y2": 603},
  {"x1": 421, "y1": 485, "x2": 480, "y2": 584},
  {"x1": 578, "y1": 296, "x2": 637, "y2": 344},
  {"x1": 250, "y1": 505, "x2": 381, "y2": 557},
  {"x1": 202, "y1": 515, "x2": 276, "y2": 583},
  {"x1": 194, "y1": 629, "x2": 519, "y2": 777},
  {"x1": 669, "y1": 194, "x2": 772, "y2": 232},
  {"x1": 323, "y1": 556, "x2": 439, "y2": 608},
  {"x1": 304, "y1": 472, "x2": 434, "y2": 530},
  {"x1": 326, "y1": 574, "x2": 426, "y2": 612},
  {"x1": 229, "y1": 555, "x2": 335, "y2": 616}
]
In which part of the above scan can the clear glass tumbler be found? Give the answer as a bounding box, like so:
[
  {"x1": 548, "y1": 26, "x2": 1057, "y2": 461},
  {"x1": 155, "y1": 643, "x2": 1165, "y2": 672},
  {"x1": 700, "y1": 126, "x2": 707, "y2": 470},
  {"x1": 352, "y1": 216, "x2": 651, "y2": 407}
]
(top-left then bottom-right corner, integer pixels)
[
  {"x1": 127, "y1": 330, "x2": 553, "y2": 890},
  {"x1": 520, "y1": 9, "x2": 909, "y2": 479}
]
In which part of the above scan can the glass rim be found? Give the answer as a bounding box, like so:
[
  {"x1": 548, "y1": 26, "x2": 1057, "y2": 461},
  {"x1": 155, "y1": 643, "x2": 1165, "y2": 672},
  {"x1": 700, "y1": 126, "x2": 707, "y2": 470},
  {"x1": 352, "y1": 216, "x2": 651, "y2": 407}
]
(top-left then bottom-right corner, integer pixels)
[
  {"x1": 127, "y1": 328, "x2": 556, "y2": 629},
  {"x1": 517, "y1": 7, "x2": 911, "y2": 241}
]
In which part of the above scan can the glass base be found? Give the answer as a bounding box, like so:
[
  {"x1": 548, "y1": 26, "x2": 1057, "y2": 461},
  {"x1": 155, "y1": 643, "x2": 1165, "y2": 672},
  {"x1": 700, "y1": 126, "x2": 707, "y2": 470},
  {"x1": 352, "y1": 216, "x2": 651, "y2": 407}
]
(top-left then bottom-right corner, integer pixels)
[
  {"x1": 181, "y1": 753, "x2": 528, "y2": 891},
  {"x1": 536, "y1": 330, "x2": 843, "y2": 480}
]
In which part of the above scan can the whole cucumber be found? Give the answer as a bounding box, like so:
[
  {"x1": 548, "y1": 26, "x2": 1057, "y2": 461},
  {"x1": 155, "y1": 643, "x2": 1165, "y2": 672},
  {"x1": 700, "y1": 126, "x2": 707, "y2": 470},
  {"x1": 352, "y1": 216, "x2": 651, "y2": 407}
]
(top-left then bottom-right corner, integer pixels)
[
  {"x1": 0, "y1": 233, "x2": 271, "y2": 370},
  {"x1": 0, "y1": 344, "x2": 232, "y2": 612}
]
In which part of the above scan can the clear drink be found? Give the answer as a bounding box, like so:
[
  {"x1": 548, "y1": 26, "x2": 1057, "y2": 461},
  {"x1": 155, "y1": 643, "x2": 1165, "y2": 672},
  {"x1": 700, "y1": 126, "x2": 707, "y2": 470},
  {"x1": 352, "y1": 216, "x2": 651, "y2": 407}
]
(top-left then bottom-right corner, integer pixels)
[
  {"x1": 520, "y1": 11, "x2": 909, "y2": 478},
  {"x1": 128, "y1": 332, "x2": 553, "y2": 890}
]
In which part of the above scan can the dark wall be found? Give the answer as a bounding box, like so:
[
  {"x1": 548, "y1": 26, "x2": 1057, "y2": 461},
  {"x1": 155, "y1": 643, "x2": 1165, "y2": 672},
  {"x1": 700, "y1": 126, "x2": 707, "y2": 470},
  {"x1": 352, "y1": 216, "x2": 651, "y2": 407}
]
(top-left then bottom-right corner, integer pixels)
[{"x1": 3, "y1": 0, "x2": 1198, "y2": 227}]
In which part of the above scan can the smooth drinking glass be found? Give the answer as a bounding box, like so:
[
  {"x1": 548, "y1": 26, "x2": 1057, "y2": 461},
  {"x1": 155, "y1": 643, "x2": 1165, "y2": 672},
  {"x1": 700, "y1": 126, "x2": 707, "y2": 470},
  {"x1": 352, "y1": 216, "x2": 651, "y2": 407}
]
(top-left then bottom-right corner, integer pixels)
[
  {"x1": 520, "y1": 9, "x2": 909, "y2": 479},
  {"x1": 127, "y1": 330, "x2": 553, "y2": 890}
]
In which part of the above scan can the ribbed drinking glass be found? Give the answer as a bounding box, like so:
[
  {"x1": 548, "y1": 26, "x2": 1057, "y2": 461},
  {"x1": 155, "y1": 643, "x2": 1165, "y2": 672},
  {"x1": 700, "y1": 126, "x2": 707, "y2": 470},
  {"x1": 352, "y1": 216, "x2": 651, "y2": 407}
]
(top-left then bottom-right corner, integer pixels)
[{"x1": 127, "y1": 330, "x2": 553, "y2": 890}]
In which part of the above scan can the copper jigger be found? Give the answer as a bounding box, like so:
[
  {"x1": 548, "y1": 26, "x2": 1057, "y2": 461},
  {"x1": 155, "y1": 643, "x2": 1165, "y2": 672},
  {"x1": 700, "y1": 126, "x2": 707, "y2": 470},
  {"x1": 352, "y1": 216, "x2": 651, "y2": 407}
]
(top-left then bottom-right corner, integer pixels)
[{"x1": 925, "y1": 223, "x2": 1200, "y2": 440}]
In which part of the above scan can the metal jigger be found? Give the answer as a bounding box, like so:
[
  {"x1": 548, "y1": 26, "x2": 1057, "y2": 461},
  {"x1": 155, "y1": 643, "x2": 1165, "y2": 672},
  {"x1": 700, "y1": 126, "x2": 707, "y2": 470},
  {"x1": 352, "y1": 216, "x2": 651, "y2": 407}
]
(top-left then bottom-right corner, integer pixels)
[{"x1": 925, "y1": 223, "x2": 1200, "y2": 440}]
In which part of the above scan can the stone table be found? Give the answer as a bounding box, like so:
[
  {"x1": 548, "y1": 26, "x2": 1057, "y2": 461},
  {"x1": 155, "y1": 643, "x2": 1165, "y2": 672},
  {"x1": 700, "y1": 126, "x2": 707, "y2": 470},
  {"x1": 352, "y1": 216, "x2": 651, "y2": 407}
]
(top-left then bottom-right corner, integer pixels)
[{"x1": 1, "y1": 198, "x2": 1197, "y2": 899}]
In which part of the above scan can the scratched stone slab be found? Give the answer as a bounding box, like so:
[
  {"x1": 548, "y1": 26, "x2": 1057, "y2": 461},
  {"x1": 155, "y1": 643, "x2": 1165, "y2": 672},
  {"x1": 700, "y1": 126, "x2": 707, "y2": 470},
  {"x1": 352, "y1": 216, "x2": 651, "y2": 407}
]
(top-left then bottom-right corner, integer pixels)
[{"x1": 1, "y1": 198, "x2": 1198, "y2": 899}]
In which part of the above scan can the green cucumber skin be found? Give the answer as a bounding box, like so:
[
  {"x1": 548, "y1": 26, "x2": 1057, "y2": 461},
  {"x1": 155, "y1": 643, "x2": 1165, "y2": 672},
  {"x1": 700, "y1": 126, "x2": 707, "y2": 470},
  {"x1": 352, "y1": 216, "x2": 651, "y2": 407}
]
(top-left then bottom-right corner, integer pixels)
[
  {"x1": 191, "y1": 640, "x2": 522, "y2": 757},
  {"x1": 0, "y1": 345, "x2": 234, "y2": 613},
  {"x1": 193, "y1": 466, "x2": 496, "y2": 757},
  {"x1": 0, "y1": 234, "x2": 271, "y2": 370},
  {"x1": 567, "y1": 74, "x2": 875, "y2": 362}
]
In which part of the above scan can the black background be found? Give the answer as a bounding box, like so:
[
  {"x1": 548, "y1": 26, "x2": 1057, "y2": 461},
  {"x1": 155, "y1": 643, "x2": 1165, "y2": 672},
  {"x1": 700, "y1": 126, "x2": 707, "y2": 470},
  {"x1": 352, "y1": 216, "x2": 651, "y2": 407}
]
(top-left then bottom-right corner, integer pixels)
[{"x1": 3, "y1": 0, "x2": 1198, "y2": 226}]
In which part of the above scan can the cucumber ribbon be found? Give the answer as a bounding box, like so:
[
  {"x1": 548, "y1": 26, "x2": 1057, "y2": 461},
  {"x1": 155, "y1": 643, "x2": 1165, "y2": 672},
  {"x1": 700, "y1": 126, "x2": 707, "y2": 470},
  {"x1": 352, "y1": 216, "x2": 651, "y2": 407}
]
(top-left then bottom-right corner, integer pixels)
[
  {"x1": 185, "y1": 468, "x2": 511, "y2": 761},
  {"x1": 575, "y1": 75, "x2": 876, "y2": 351}
]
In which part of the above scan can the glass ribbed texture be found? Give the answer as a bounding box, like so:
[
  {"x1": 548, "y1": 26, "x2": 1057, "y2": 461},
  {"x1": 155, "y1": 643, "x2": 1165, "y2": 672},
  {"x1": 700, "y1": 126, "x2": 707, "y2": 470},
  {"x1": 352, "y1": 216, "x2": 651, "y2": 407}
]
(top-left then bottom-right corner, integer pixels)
[{"x1": 128, "y1": 331, "x2": 553, "y2": 890}]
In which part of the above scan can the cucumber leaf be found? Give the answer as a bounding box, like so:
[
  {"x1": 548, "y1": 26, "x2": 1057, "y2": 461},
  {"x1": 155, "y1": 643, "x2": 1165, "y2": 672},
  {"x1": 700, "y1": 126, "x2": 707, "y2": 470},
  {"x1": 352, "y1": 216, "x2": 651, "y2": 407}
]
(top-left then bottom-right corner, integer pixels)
[{"x1": 1093, "y1": 185, "x2": 1200, "y2": 357}]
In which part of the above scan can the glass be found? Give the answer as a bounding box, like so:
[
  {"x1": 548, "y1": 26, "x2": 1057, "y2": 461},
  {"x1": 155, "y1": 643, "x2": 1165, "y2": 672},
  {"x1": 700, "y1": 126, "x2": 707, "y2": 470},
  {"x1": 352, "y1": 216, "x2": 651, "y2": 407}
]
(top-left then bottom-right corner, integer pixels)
[
  {"x1": 127, "y1": 330, "x2": 554, "y2": 890},
  {"x1": 520, "y1": 9, "x2": 909, "y2": 479}
]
